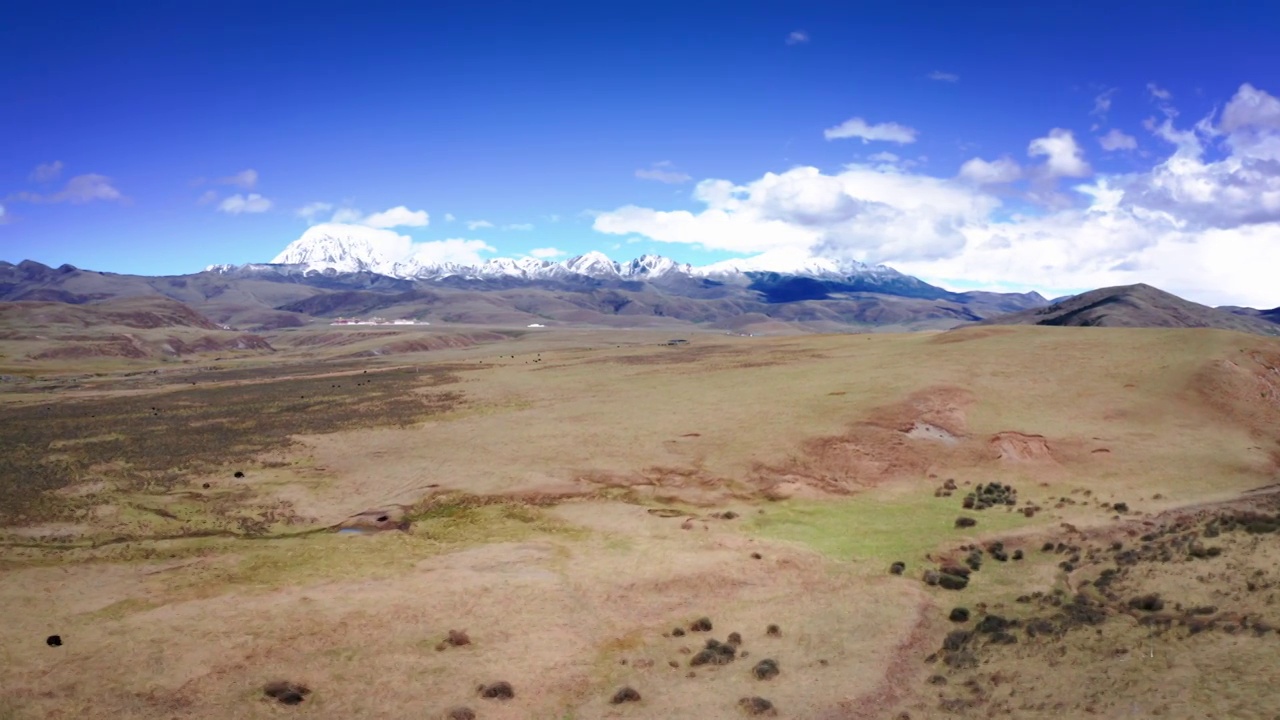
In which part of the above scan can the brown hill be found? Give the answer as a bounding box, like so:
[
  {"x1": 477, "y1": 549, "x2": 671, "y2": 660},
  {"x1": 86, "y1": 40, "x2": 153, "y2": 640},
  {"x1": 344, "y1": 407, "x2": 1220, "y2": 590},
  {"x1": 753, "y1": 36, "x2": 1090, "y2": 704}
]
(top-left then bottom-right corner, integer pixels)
[
  {"x1": 0, "y1": 296, "x2": 223, "y2": 331},
  {"x1": 979, "y1": 283, "x2": 1280, "y2": 336}
]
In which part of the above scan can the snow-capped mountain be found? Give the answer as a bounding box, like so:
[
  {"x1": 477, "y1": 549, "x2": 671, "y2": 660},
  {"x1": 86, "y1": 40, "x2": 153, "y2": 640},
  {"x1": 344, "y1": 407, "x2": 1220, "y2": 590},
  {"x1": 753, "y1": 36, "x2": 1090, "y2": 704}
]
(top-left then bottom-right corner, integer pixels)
[{"x1": 209, "y1": 225, "x2": 909, "y2": 286}]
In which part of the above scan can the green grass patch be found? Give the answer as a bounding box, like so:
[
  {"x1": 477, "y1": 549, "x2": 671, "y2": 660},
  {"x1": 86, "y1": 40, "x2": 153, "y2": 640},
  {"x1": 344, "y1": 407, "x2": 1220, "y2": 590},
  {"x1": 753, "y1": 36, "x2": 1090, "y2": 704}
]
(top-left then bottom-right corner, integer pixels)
[{"x1": 747, "y1": 490, "x2": 1033, "y2": 564}]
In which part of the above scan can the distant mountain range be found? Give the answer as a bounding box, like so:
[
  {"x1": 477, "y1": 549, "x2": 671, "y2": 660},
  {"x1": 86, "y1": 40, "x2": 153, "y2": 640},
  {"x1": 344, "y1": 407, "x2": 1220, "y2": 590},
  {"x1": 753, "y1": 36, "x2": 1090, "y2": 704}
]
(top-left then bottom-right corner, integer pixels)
[{"x1": 3, "y1": 226, "x2": 1278, "y2": 337}]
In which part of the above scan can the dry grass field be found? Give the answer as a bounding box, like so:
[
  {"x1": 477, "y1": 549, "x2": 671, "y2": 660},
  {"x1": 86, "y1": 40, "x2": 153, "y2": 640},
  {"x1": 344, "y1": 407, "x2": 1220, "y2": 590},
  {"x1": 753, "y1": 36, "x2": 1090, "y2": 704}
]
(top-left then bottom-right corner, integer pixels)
[{"x1": 2, "y1": 324, "x2": 1279, "y2": 719}]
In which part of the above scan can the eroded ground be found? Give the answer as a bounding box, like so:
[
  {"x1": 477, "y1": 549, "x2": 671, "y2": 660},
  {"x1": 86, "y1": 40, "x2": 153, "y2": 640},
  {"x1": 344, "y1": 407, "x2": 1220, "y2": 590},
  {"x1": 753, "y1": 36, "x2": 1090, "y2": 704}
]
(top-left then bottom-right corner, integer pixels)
[{"x1": 2, "y1": 325, "x2": 1279, "y2": 719}]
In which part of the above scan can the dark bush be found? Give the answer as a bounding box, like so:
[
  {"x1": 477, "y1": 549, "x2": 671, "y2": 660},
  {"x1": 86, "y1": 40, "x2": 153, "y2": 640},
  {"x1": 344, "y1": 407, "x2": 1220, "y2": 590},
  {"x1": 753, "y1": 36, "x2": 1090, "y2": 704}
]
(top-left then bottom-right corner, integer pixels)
[
  {"x1": 690, "y1": 617, "x2": 713, "y2": 632},
  {"x1": 942, "y1": 630, "x2": 972, "y2": 651},
  {"x1": 1024, "y1": 618, "x2": 1056, "y2": 637},
  {"x1": 46, "y1": 635, "x2": 61, "y2": 647},
  {"x1": 263, "y1": 681, "x2": 311, "y2": 706},
  {"x1": 1128, "y1": 594, "x2": 1164, "y2": 612},
  {"x1": 938, "y1": 573, "x2": 969, "y2": 591},
  {"x1": 949, "y1": 607, "x2": 970, "y2": 622},
  {"x1": 738, "y1": 696, "x2": 776, "y2": 716},
  {"x1": 889, "y1": 561, "x2": 906, "y2": 575},
  {"x1": 975, "y1": 615, "x2": 1011, "y2": 634},
  {"x1": 751, "y1": 658, "x2": 780, "y2": 680},
  {"x1": 445, "y1": 708, "x2": 476, "y2": 720},
  {"x1": 766, "y1": 624, "x2": 781, "y2": 637},
  {"x1": 478, "y1": 682, "x2": 514, "y2": 700},
  {"x1": 955, "y1": 517, "x2": 977, "y2": 528},
  {"x1": 611, "y1": 687, "x2": 642, "y2": 704}
]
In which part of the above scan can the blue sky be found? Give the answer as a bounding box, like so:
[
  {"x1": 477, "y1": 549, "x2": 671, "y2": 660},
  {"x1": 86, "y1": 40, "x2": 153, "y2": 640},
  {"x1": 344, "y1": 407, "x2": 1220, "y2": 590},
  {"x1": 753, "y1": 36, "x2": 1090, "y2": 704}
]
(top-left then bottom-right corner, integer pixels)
[{"x1": 3, "y1": 0, "x2": 1280, "y2": 306}]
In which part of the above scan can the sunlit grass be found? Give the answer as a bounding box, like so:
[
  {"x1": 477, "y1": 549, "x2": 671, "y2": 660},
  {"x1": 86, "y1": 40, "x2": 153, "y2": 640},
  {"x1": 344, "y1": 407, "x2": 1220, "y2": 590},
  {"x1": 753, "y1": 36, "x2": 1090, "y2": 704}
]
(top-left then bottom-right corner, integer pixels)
[{"x1": 748, "y1": 489, "x2": 1033, "y2": 564}]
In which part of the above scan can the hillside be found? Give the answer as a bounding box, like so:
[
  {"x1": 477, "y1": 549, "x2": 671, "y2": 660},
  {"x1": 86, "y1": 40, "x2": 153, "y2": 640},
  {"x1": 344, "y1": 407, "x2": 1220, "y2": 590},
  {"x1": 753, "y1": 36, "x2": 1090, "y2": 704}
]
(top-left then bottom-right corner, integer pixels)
[
  {"x1": 1, "y1": 258, "x2": 1050, "y2": 333},
  {"x1": 979, "y1": 283, "x2": 1280, "y2": 336}
]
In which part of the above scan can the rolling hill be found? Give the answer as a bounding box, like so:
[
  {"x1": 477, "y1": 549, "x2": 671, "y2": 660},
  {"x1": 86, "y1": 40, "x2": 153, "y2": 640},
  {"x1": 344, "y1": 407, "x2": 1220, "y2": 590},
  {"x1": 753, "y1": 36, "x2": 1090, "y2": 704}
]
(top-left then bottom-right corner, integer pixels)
[{"x1": 978, "y1": 283, "x2": 1280, "y2": 336}]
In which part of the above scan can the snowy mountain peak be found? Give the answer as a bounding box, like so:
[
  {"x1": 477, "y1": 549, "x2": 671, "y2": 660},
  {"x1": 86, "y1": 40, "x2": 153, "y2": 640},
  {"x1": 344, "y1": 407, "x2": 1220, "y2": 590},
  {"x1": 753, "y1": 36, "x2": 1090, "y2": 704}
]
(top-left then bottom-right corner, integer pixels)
[
  {"x1": 272, "y1": 224, "x2": 400, "y2": 275},
  {"x1": 563, "y1": 251, "x2": 620, "y2": 277},
  {"x1": 244, "y1": 224, "x2": 911, "y2": 285}
]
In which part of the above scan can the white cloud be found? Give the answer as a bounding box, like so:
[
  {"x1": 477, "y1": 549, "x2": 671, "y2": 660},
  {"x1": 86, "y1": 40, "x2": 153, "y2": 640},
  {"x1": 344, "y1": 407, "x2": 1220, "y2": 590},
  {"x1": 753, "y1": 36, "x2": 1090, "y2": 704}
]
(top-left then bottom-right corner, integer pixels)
[
  {"x1": 1028, "y1": 128, "x2": 1091, "y2": 178},
  {"x1": 331, "y1": 207, "x2": 364, "y2": 223},
  {"x1": 362, "y1": 205, "x2": 430, "y2": 228},
  {"x1": 279, "y1": 223, "x2": 494, "y2": 269},
  {"x1": 636, "y1": 161, "x2": 692, "y2": 184},
  {"x1": 1220, "y1": 82, "x2": 1280, "y2": 132},
  {"x1": 197, "y1": 189, "x2": 219, "y2": 205},
  {"x1": 1148, "y1": 83, "x2": 1173, "y2": 101},
  {"x1": 218, "y1": 169, "x2": 258, "y2": 189},
  {"x1": 591, "y1": 82, "x2": 1280, "y2": 308},
  {"x1": 408, "y1": 238, "x2": 495, "y2": 266},
  {"x1": 296, "y1": 201, "x2": 333, "y2": 221},
  {"x1": 297, "y1": 203, "x2": 429, "y2": 228},
  {"x1": 927, "y1": 71, "x2": 959, "y2": 83},
  {"x1": 958, "y1": 156, "x2": 1022, "y2": 184},
  {"x1": 1098, "y1": 128, "x2": 1138, "y2": 151},
  {"x1": 503, "y1": 223, "x2": 534, "y2": 231},
  {"x1": 785, "y1": 30, "x2": 809, "y2": 45},
  {"x1": 12, "y1": 174, "x2": 124, "y2": 204},
  {"x1": 1091, "y1": 87, "x2": 1117, "y2": 120},
  {"x1": 218, "y1": 193, "x2": 272, "y2": 214},
  {"x1": 466, "y1": 219, "x2": 494, "y2": 229},
  {"x1": 0, "y1": 204, "x2": 6, "y2": 222},
  {"x1": 29, "y1": 161, "x2": 64, "y2": 183},
  {"x1": 868, "y1": 152, "x2": 900, "y2": 163},
  {"x1": 444, "y1": 212, "x2": 456, "y2": 222},
  {"x1": 595, "y1": 165, "x2": 995, "y2": 263},
  {"x1": 824, "y1": 117, "x2": 919, "y2": 144},
  {"x1": 529, "y1": 247, "x2": 565, "y2": 259}
]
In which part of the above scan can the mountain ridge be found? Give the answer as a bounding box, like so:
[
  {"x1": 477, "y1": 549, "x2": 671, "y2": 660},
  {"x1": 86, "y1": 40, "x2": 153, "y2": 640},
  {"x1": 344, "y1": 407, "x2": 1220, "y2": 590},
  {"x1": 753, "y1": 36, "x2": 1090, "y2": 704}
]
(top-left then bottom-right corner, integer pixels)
[{"x1": 978, "y1": 282, "x2": 1280, "y2": 336}]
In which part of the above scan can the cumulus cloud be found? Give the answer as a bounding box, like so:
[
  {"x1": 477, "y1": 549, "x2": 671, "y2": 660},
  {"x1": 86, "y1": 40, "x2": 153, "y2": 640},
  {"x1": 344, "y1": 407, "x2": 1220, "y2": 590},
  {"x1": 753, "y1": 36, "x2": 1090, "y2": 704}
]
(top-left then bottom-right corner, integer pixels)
[
  {"x1": 785, "y1": 30, "x2": 809, "y2": 45},
  {"x1": 408, "y1": 238, "x2": 495, "y2": 266},
  {"x1": 591, "y1": 83, "x2": 1280, "y2": 308},
  {"x1": 467, "y1": 219, "x2": 494, "y2": 229},
  {"x1": 296, "y1": 203, "x2": 430, "y2": 228},
  {"x1": 279, "y1": 223, "x2": 494, "y2": 268},
  {"x1": 218, "y1": 193, "x2": 272, "y2": 214},
  {"x1": 529, "y1": 247, "x2": 565, "y2": 259},
  {"x1": 362, "y1": 205, "x2": 430, "y2": 228},
  {"x1": 29, "y1": 161, "x2": 64, "y2": 183},
  {"x1": 636, "y1": 161, "x2": 692, "y2": 184},
  {"x1": 958, "y1": 156, "x2": 1022, "y2": 184},
  {"x1": 13, "y1": 174, "x2": 125, "y2": 204},
  {"x1": 928, "y1": 71, "x2": 959, "y2": 83},
  {"x1": 1028, "y1": 129, "x2": 1091, "y2": 178},
  {"x1": 1098, "y1": 128, "x2": 1138, "y2": 151},
  {"x1": 1220, "y1": 82, "x2": 1280, "y2": 132},
  {"x1": 595, "y1": 165, "x2": 995, "y2": 263},
  {"x1": 824, "y1": 117, "x2": 919, "y2": 144}
]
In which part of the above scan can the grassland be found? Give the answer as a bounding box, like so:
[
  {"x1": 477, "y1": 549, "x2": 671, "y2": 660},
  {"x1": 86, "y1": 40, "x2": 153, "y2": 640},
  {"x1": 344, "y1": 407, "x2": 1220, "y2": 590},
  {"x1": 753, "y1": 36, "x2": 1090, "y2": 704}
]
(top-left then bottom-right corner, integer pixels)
[{"x1": 1, "y1": 324, "x2": 1278, "y2": 719}]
